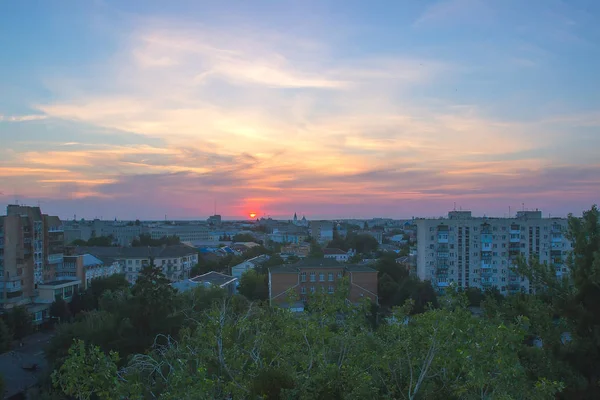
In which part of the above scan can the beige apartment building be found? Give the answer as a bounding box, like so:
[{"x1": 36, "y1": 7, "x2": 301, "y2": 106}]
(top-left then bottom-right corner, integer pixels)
[
  {"x1": 1, "y1": 205, "x2": 80, "y2": 322},
  {"x1": 416, "y1": 210, "x2": 571, "y2": 295}
]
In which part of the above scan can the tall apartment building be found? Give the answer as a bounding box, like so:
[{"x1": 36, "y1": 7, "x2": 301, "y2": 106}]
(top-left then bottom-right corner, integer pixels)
[
  {"x1": 309, "y1": 221, "x2": 334, "y2": 244},
  {"x1": 416, "y1": 210, "x2": 571, "y2": 294},
  {"x1": 1, "y1": 205, "x2": 80, "y2": 320}
]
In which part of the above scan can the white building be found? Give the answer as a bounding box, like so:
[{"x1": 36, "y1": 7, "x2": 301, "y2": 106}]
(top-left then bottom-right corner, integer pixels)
[
  {"x1": 323, "y1": 248, "x2": 351, "y2": 262},
  {"x1": 148, "y1": 224, "x2": 211, "y2": 243},
  {"x1": 415, "y1": 210, "x2": 571, "y2": 294},
  {"x1": 231, "y1": 254, "x2": 270, "y2": 292}
]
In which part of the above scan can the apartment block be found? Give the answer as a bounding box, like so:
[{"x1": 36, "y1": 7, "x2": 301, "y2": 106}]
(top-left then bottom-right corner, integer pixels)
[
  {"x1": 416, "y1": 210, "x2": 571, "y2": 294},
  {"x1": 148, "y1": 224, "x2": 211, "y2": 243},
  {"x1": 1, "y1": 205, "x2": 80, "y2": 322},
  {"x1": 75, "y1": 244, "x2": 199, "y2": 284},
  {"x1": 309, "y1": 221, "x2": 334, "y2": 244},
  {"x1": 269, "y1": 258, "x2": 378, "y2": 308}
]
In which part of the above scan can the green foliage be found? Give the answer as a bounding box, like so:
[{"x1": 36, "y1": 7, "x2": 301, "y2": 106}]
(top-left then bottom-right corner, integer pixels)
[
  {"x1": 308, "y1": 240, "x2": 324, "y2": 258},
  {"x1": 4, "y1": 305, "x2": 33, "y2": 340},
  {"x1": 131, "y1": 233, "x2": 180, "y2": 246},
  {"x1": 49, "y1": 298, "x2": 72, "y2": 323},
  {"x1": 0, "y1": 319, "x2": 11, "y2": 353},
  {"x1": 328, "y1": 232, "x2": 379, "y2": 255},
  {"x1": 237, "y1": 270, "x2": 268, "y2": 301},
  {"x1": 72, "y1": 235, "x2": 115, "y2": 246},
  {"x1": 52, "y1": 339, "x2": 121, "y2": 400}
]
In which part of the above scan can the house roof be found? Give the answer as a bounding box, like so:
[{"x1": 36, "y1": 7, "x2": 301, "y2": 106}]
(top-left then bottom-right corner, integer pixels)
[
  {"x1": 270, "y1": 258, "x2": 376, "y2": 274},
  {"x1": 323, "y1": 248, "x2": 347, "y2": 255},
  {"x1": 190, "y1": 271, "x2": 237, "y2": 287},
  {"x1": 76, "y1": 244, "x2": 197, "y2": 259},
  {"x1": 346, "y1": 265, "x2": 377, "y2": 273},
  {"x1": 82, "y1": 254, "x2": 103, "y2": 267}
]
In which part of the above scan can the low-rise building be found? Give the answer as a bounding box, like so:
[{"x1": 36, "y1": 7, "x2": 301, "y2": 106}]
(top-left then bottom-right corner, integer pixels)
[
  {"x1": 268, "y1": 258, "x2": 378, "y2": 308},
  {"x1": 172, "y1": 271, "x2": 237, "y2": 295},
  {"x1": 280, "y1": 243, "x2": 311, "y2": 258},
  {"x1": 62, "y1": 253, "x2": 122, "y2": 290},
  {"x1": 323, "y1": 248, "x2": 351, "y2": 262},
  {"x1": 231, "y1": 255, "x2": 270, "y2": 292}
]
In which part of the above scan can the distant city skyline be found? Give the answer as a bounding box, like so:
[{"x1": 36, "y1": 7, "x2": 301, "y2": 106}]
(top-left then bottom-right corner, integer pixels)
[{"x1": 1, "y1": 1, "x2": 599, "y2": 220}]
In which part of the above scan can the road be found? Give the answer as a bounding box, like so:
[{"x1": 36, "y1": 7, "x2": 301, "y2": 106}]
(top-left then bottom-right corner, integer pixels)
[{"x1": 0, "y1": 331, "x2": 54, "y2": 399}]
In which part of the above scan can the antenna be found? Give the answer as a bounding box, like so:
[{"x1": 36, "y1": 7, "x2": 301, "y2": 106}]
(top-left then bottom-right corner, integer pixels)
[
  {"x1": 508, "y1": 206, "x2": 511, "y2": 218},
  {"x1": 214, "y1": 199, "x2": 217, "y2": 216},
  {"x1": 522, "y1": 203, "x2": 525, "y2": 212},
  {"x1": 453, "y1": 202, "x2": 456, "y2": 211}
]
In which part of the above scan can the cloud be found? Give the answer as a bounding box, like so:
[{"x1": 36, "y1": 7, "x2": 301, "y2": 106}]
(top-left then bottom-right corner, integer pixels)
[
  {"x1": 0, "y1": 114, "x2": 47, "y2": 122},
  {"x1": 413, "y1": 0, "x2": 491, "y2": 27}
]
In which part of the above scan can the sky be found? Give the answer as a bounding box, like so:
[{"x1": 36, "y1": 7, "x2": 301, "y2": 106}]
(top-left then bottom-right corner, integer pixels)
[{"x1": 1, "y1": 0, "x2": 599, "y2": 220}]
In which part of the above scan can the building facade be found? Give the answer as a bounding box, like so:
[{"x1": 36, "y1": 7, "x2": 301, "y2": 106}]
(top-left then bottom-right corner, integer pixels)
[
  {"x1": 76, "y1": 244, "x2": 199, "y2": 284},
  {"x1": 323, "y1": 248, "x2": 351, "y2": 262},
  {"x1": 1, "y1": 205, "x2": 80, "y2": 322},
  {"x1": 309, "y1": 221, "x2": 334, "y2": 244},
  {"x1": 268, "y1": 258, "x2": 378, "y2": 306},
  {"x1": 416, "y1": 210, "x2": 571, "y2": 294}
]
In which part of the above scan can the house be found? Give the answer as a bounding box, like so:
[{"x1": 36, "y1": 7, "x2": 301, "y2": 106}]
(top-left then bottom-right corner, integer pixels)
[
  {"x1": 231, "y1": 254, "x2": 270, "y2": 292},
  {"x1": 62, "y1": 253, "x2": 122, "y2": 290},
  {"x1": 268, "y1": 258, "x2": 378, "y2": 309},
  {"x1": 172, "y1": 271, "x2": 237, "y2": 295},
  {"x1": 323, "y1": 248, "x2": 350, "y2": 262},
  {"x1": 231, "y1": 242, "x2": 261, "y2": 252}
]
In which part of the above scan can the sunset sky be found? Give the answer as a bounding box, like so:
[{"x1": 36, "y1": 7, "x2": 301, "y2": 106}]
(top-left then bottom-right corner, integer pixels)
[{"x1": 1, "y1": 0, "x2": 599, "y2": 220}]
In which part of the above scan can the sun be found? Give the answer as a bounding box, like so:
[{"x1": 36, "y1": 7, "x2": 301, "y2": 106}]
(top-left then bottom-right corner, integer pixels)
[{"x1": 249, "y1": 212, "x2": 257, "y2": 219}]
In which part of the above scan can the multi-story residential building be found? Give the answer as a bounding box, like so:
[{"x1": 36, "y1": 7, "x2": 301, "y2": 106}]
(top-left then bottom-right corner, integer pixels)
[
  {"x1": 309, "y1": 221, "x2": 334, "y2": 244},
  {"x1": 416, "y1": 210, "x2": 571, "y2": 294},
  {"x1": 1, "y1": 205, "x2": 80, "y2": 322},
  {"x1": 172, "y1": 271, "x2": 237, "y2": 295},
  {"x1": 268, "y1": 258, "x2": 378, "y2": 307},
  {"x1": 62, "y1": 253, "x2": 122, "y2": 290},
  {"x1": 76, "y1": 244, "x2": 199, "y2": 284}
]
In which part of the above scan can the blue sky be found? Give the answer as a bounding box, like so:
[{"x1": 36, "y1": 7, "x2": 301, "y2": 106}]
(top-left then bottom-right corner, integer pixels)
[{"x1": 1, "y1": 0, "x2": 599, "y2": 220}]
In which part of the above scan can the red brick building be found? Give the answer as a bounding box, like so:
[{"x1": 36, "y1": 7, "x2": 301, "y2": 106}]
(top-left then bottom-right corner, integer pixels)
[{"x1": 268, "y1": 258, "x2": 378, "y2": 307}]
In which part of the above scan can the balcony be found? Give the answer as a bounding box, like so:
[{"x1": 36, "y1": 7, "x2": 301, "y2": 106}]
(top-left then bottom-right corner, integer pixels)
[
  {"x1": 48, "y1": 226, "x2": 64, "y2": 232},
  {"x1": 481, "y1": 278, "x2": 493, "y2": 287},
  {"x1": 481, "y1": 260, "x2": 492, "y2": 269},
  {"x1": 481, "y1": 242, "x2": 492, "y2": 251},
  {"x1": 551, "y1": 234, "x2": 562, "y2": 243},
  {"x1": 437, "y1": 251, "x2": 449, "y2": 259},
  {"x1": 48, "y1": 253, "x2": 63, "y2": 264},
  {"x1": 437, "y1": 234, "x2": 449, "y2": 244},
  {"x1": 436, "y1": 281, "x2": 449, "y2": 288}
]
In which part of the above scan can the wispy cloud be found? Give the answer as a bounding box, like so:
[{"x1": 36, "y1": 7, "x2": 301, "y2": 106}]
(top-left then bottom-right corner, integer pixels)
[{"x1": 0, "y1": 114, "x2": 47, "y2": 122}]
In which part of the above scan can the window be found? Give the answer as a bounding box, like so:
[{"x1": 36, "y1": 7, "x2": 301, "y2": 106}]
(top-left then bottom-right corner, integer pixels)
[
  {"x1": 337, "y1": 272, "x2": 342, "y2": 278},
  {"x1": 328, "y1": 286, "x2": 334, "y2": 294},
  {"x1": 310, "y1": 272, "x2": 316, "y2": 282},
  {"x1": 310, "y1": 286, "x2": 315, "y2": 293},
  {"x1": 319, "y1": 273, "x2": 325, "y2": 282},
  {"x1": 136, "y1": 260, "x2": 140, "y2": 265},
  {"x1": 301, "y1": 286, "x2": 306, "y2": 294},
  {"x1": 328, "y1": 273, "x2": 334, "y2": 281},
  {"x1": 128, "y1": 260, "x2": 132, "y2": 265},
  {"x1": 301, "y1": 272, "x2": 306, "y2": 282}
]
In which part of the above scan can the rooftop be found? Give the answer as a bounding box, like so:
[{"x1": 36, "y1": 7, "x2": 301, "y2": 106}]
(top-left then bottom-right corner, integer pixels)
[
  {"x1": 75, "y1": 244, "x2": 198, "y2": 259},
  {"x1": 190, "y1": 271, "x2": 237, "y2": 287},
  {"x1": 323, "y1": 248, "x2": 347, "y2": 255},
  {"x1": 270, "y1": 258, "x2": 377, "y2": 274}
]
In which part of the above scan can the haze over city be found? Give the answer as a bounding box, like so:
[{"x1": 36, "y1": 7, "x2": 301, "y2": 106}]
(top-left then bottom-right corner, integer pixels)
[{"x1": 1, "y1": 0, "x2": 599, "y2": 220}]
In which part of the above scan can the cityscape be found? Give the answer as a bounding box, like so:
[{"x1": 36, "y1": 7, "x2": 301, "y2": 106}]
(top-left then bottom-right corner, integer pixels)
[{"x1": 1, "y1": 0, "x2": 600, "y2": 399}]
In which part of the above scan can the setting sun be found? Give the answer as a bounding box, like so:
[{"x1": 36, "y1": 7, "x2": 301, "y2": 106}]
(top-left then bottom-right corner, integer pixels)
[{"x1": 249, "y1": 212, "x2": 257, "y2": 219}]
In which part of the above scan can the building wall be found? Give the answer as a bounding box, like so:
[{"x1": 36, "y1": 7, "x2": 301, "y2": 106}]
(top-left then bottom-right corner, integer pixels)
[
  {"x1": 348, "y1": 271, "x2": 378, "y2": 303},
  {"x1": 416, "y1": 211, "x2": 571, "y2": 294},
  {"x1": 269, "y1": 273, "x2": 300, "y2": 303},
  {"x1": 123, "y1": 253, "x2": 198, "y2": 284}
]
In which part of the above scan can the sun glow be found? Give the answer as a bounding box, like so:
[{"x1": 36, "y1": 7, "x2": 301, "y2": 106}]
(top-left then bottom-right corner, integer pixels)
[{"x1": 249, "y1": 212, "x2": 257, "y2": 218}]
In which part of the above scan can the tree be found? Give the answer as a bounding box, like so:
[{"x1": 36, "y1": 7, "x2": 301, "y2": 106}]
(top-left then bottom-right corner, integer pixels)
[
  {"x1": 86, "y1": 235, "x2": 114, "y2": 247},
  {"x1": 0, "y1": 319, "x2": 11, "y2": 353},
  {"x1": 5, "y1": 305, "x2": 32, "y2": 340},
  {"x1": 132, "y1": 234, "x2": 180, "y2": 247},
  {"x1": 308, "y1": 240, "x2": 324, "y2": 258},
  {"x1": 513, "y1": 205, "x2": 600, "y2": 398},
  {"x1": 237, "y1": 270, "x2": 268, "y2": 301},
  {"x1": 130, "y1": 261, "x2": 177, "y2": 341},
  {"x1": 50, "y1": 299, "x2": 72, "y2": 323}
]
